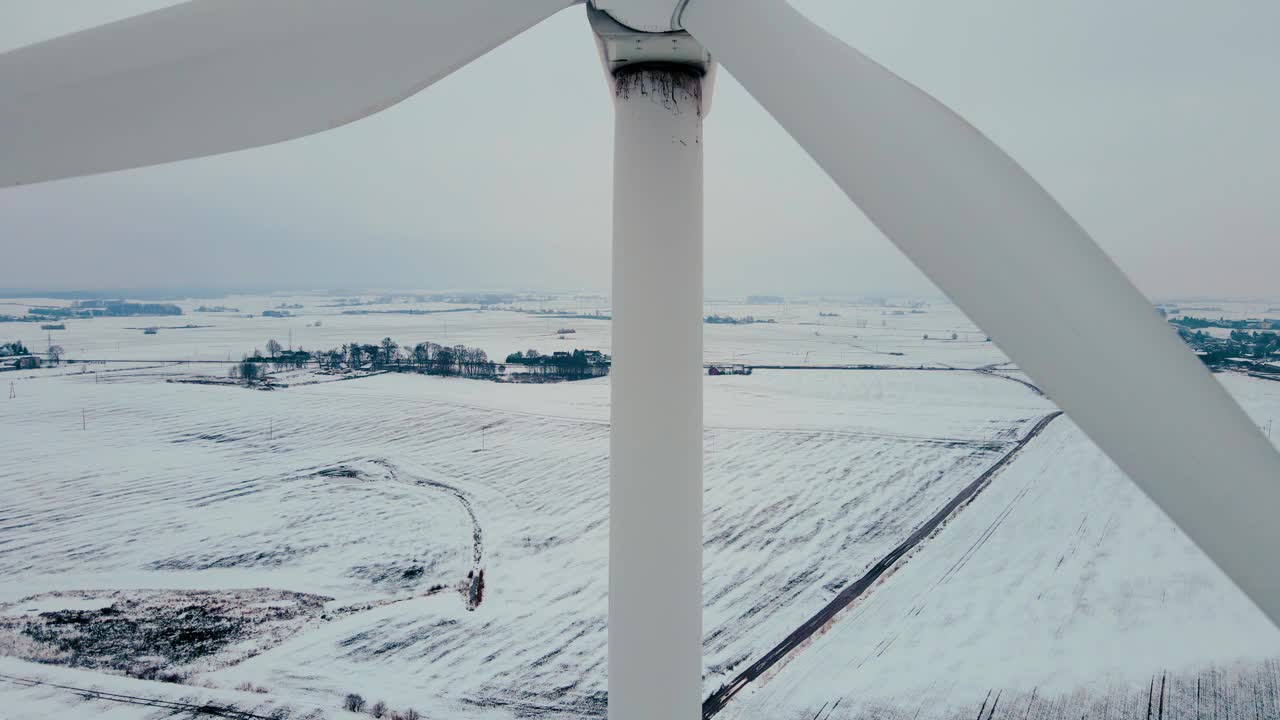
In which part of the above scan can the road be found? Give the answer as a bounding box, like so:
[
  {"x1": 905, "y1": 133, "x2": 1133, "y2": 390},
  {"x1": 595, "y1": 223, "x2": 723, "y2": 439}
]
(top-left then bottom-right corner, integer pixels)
[{"x1": 702, "y1": 411, "x2": 1064, "y2": 719}]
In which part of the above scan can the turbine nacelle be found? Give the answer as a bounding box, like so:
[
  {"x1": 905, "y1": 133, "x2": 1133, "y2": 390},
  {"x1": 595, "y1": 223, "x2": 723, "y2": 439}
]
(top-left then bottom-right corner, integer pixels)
[
  {"x1": 591, "y1": 0, "x2": 689, "y2": 33},
  {"x1": 587, "y1": 4, "x2": 714, "y2": 114}
]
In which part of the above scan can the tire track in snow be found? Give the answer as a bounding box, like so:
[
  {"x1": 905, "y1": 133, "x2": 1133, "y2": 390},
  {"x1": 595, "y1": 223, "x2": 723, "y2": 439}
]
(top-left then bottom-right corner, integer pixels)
[
  {"x1": 702, "y1": 411, "x2": 1063, "y2": 719},
  {"x1": 972, "y1": 367, "x2": 1045, "y2": 397},
  {"x1": 370, "y1": 459, "x2": 486, "y2": 610}
]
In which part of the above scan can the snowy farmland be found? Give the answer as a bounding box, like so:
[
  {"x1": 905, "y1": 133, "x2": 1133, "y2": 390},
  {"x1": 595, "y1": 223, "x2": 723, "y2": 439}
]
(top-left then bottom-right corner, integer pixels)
[
  {"x1": 1, "y1": 293, "x2": 1278, "y2": 719},
  {"x1": 731, "y1": 374, "x2": 1280, "y2": 720}
]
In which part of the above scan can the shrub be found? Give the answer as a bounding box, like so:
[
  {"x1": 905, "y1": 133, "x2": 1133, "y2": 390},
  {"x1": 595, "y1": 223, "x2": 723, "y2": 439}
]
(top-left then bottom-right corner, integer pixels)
[
  {"x1": 370, "y1": 700, "x2": 388, "y2": 717},
  {"x1": 343, "y1": 693, "x2": 366, "y2": 712}
]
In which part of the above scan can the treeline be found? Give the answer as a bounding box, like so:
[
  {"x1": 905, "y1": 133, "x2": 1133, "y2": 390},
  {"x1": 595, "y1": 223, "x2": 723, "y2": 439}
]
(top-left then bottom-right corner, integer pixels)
[
  {"x1": 705, "y1": 314, "x2": 776, "y2": 325},
  {"x1": 504, "y1": 348, "x2": 610, "y2": 379},
  {"x1": 226, "y1": 337, "x2": 611, "y2": 386},
  {"x1": 74, "y1": 300, "x2": 183, "y2": 316},
  {"x1": 231, "y1": 337, "x2": 499, "y2": 382},
  {"x1": 24, "y1": 301, "x2": 183, "y2": 320},
  {"x1": 515, "y1": 308, "x2": 611, "y2": 320},
  {"x1": 0, "y1": 341, "x2": 29, "y2": 356},
  {"x1": 1172, "y1": 315, "x2": 1280, "y2": 331}
]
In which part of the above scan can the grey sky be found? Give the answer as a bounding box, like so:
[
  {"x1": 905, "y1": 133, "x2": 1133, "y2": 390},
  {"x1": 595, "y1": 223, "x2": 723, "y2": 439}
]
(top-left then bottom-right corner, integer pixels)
[{"x1": 1, "y1": 0, "x2": 1277, "y2": 299}]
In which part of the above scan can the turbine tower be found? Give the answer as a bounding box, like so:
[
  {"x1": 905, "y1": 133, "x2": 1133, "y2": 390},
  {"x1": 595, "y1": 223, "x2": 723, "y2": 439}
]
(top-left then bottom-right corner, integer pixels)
[
  {"x1": 3, "y1": 1, "x2": 1280, "y2": 718},
  {"x1": 590, "y1": 9, "x2": 712, "y2": 717}
]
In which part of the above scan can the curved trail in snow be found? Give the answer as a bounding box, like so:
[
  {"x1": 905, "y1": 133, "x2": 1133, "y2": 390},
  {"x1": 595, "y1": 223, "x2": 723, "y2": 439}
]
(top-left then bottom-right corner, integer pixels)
[
  {"x1": 370, "y1": 459, "x2": 485, "y2": 609},
  {"x1": 972, "y1": 367, "x2": 1045, "y2": 397}
]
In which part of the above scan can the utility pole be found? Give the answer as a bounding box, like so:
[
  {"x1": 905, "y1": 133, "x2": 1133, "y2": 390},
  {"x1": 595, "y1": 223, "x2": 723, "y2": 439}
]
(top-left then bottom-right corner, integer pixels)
[
  {"x1": 7, "y1": 382, "x2": 14, "y2": 399},
  {"x1": 82, "y1": 409, "x2": 86, "y2": 430}
]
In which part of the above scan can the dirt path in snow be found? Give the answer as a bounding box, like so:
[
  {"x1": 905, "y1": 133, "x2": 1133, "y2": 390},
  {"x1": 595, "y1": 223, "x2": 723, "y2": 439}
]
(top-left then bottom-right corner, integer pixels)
[
  {"x1": 702, "y1": 411, "x2": 1064, "y2": 719},
  {"x1": 972, "y1": 366, "x2": 1045, "y2": 397},
  {"x1": 371, "y1": 459, "x2": 485, "y2": 610}
]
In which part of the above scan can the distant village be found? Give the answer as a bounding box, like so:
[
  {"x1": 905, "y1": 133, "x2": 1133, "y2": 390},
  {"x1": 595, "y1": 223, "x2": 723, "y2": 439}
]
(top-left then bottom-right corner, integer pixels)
[{"x1": 1168, "y1": 314, "x2": 1280, "y2": 377}]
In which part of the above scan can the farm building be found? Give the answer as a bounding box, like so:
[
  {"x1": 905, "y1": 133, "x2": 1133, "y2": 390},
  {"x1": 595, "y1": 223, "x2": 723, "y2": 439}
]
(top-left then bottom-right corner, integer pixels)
[{"x1": 5, "y1": 356, "x2": 42, "y2": 370}]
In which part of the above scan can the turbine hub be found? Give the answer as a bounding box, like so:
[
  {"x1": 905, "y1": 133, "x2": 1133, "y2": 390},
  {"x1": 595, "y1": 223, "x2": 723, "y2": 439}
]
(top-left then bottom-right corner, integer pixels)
[{"x1": 591, "y1": 0, "x2": 689, "y2": 33}]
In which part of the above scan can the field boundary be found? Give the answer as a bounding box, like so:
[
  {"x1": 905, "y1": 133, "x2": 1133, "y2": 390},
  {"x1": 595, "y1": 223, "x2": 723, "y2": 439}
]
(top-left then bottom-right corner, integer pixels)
[{"x1": 0, "y1": 671, "x2": 279, "y2": 719}]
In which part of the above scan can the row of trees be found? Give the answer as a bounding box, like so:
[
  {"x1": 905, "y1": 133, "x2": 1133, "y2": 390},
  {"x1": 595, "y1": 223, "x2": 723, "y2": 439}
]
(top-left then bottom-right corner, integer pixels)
[
  {"x1": 229, "y1": 337, "x2": 499, "y2": 383},
  {"x1": 0, "y1": 340, "x2": 61, "y2": 365},
  {"x1": 504, "y1": 348, "x2": 610, "y2": 379},
  {"x1": 1172, "y1": 315, "x2": 1280, "y2": 331},
  {"x1": 313, "y1": 338, "x2": 498, "y2": 378},
  {"x1": 0, "y1": 341, "x2": 28, "y2": 356},
  {"x1": 227, "y1": 337, "x2": 613, "y2": 385},
  {"x1": 704, "y1": 314, "x2": 776, "y2": 325}
]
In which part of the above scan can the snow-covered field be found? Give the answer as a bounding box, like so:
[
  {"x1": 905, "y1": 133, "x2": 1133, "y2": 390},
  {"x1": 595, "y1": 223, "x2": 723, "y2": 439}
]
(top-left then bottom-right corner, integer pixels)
[
  {"x1": 733, "y1": 374, "x2": 1280, "y2": 720},
  {"x1": 2, "y1": 292, "x2": 1012, "y2": 370},
  {"x1": 1, "y1": 293, "x2": 1278, "y2": 719}
]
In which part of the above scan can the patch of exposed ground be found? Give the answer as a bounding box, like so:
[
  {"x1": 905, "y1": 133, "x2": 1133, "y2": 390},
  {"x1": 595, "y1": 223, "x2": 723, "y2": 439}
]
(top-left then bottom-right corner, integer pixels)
[{"x1": 0, "y1": 589, "x2": 330, "y2": 681}]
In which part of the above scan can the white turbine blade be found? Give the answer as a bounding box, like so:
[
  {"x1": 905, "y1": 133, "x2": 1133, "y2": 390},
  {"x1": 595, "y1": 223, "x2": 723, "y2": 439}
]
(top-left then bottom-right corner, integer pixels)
[
  {"x1": 0, "y1": 0, "x2": 572, "y2": 187},
  {"x1": 683, "y1": 0, "x2": 1280, "y2": 625}
]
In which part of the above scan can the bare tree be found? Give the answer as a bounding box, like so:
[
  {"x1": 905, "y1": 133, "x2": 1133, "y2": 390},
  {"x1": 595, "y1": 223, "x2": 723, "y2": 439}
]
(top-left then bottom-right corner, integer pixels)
[
  {"x1": 435, "y1": 345, "x2": 456, "y2": 375},
  {"x1": 413, "y1": 342, "x2": 431, "y2": 370},
  {"x1": 380, "y1": 337, "x2": 399, "y2": 367},
  {"x1": 237, "y1": 358, "x2": 261, "y2": 385},
  {"x1": 47, "y1": 344, "x2": 64, "y2": 365},
  {"x1": 265, "y1": 338, "x2": 282, "y2": 358}
]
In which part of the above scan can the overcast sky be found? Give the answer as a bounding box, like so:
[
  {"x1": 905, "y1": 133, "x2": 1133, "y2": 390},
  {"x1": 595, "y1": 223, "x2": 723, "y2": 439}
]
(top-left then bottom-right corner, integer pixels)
[{"x1": 1, "y1": 0, "x2": 1278, "y2": 300}]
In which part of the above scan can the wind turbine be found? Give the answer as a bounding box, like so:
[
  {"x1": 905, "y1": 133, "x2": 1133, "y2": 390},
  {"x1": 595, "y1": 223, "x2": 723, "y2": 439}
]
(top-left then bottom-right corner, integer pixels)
[{"x1": 3, "y1": 1, "x2": 1279, "y2": 718}]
